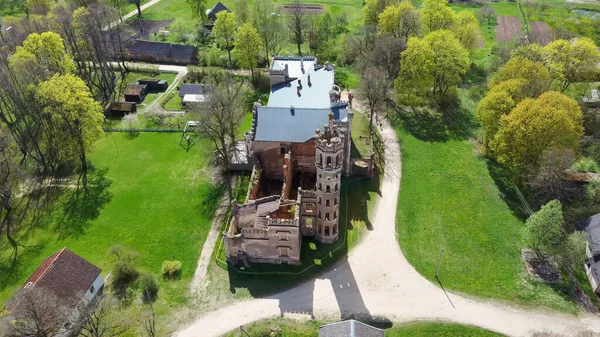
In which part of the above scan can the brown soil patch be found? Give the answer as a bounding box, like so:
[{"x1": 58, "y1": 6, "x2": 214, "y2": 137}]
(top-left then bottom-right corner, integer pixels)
[
  {"x1": 529, "y1": 21, "x2": 554, "y2": 46},
  {"x1": 496, "y1": 16, "x2": 523, "y2": 43},
  {"x1": 129, "y1": 20, "x2": 172, "y2": 39}
]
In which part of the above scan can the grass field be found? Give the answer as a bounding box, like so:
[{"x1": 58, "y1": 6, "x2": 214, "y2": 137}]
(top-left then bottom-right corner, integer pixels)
[
  {"x1": 222, "y1": 318, "x2": 504, "y2": 337},
  {"x1": 394, "y1": 124, "x2": 581, "y2": 312},
  {"x1": 117, "y1": 71, "x2": 178, "y2": 112},
  {"x1": 0, "y1": 133, "x2": 220, "y2": 332}
]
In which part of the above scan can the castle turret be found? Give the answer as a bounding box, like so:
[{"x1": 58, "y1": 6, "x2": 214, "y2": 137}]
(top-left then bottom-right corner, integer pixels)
[{"x1": 315, "y1": 112, "x2": 343, "y2": 244}]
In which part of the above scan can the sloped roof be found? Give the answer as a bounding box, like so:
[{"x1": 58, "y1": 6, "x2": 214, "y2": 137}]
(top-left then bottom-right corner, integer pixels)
[
  {"x1": 127, "y1": 40, "x2": 196, "y2": 62},
  {"x1": 179, "y1": 83, "x2": 214, "y2": 98},
  {"x1": 577, "y1": 213, "x2": 600, "y2": 256},
  {"x1": 319, "y1": 320, "x2": 384, "y2": 337},
  {"x1": 254, "y1": 105, "x2": 348, "y2": 143},
  {"x1": 124, "y1": 84, "x2": 147, "y2": 96},
  {"x1": 267, "y1": 57, "x2": 334, "y2": 109},
  {"x1": 22, "y1": 248, "x2": 101, "y2": 307},
  {"x1": 207, "y1": 1, "x2": 231, "y2": 16}
]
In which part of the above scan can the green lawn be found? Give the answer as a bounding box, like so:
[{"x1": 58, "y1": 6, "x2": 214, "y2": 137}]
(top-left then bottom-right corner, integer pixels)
[
  {"x1": 0, "y1": 133, "x2": 220, "y2": 333},
  {"x1": 394, "y1": 126, "x2": 578, "y2": 312},
  {"x1": 222, "y1": 318, "x2": 504, "y2": 337},
  {"x1": 164, "y1": 92, "x2": 182, "y2": 110}
]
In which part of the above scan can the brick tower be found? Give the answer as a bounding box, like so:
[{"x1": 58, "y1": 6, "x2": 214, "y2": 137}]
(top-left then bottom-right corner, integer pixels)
[{"x1": 315, "y1": 112, "x2": 343, "y2": 244}]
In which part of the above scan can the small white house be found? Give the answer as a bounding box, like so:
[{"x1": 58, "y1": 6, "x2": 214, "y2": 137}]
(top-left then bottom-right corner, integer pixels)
[
  {"x1": 11, "y1": 248, "x2": 104, "y2": 336},
  {"x1": 182, "y1": 94, "x2": 209, "y2": 109},
  {"x1": 577, "y1": 213, "x2": 600, "y2": 295}
]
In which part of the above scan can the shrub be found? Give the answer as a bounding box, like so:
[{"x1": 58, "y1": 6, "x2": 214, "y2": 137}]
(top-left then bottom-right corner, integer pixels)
[
  {"x1": 186, "y1": 66, "x2": 207, "y2": 83},
  {"x1": 571, "y1": 157, "x2": 600, "y2": 173},
  {"x1": 162, "y1": 260, "x2": 182, "y2": 279},
  {"x1": 121, "y1": 63, "x2": 159, "y2": 76},
  {"x1": 139, "y1": 273, "x2": 159, "y2": 302}
]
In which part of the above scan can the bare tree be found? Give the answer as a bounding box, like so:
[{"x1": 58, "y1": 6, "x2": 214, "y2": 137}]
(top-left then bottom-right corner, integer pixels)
[
  {"x1": 77, "y1": 296, "x2": 132, "y2": 337},
  {"x1": 357, "y1": 67, "x2": 389, "y2": 138},
  {"x1": 193, "y1": 77, "x2": 247, "y2": 201},
  {"x1": 8, "y1": 288, "x2": 71, "y2": 337},
  {"x1": 528, "y1": 148, "x2": 579, "y2": 203},
  {"x1": 253, "y1": 0, "x2": 287, "y2": 63},
  {"x1": 287, "y1": 0, "x2": 306, "y2": 56},
  {"x1": 370, "y1": 36, "x2": 404, "y2": 79},
  {"x1": 477, "y1": 5, "x2": 496, "y2": 26}
]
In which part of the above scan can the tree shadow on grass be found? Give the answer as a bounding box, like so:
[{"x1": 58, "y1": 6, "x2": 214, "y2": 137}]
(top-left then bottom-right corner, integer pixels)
[
  {"x1": 399, "y1": 101, "x2": 479, "y2": 142},
  {"x1": 0, "y1": 243, "x2": 47, "y2": 293},
  {"x1": 52, "y1": 166, "x2": 112, "y2": 239}
]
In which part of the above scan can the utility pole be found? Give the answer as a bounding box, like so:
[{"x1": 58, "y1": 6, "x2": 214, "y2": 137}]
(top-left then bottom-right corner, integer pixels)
[{"x1": 434, "y1": 249, "x2": 455, "y2": 308}]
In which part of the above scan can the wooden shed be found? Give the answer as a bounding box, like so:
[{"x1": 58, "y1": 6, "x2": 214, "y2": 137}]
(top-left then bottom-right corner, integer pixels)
[
  {"x1": 124, "y1": 84, "x2": 148, "y2": 102},
  {"x1": 138, "y1": 79, "x2": 168, "y2": 92},
  {"x1": 106, "y1": 102, "x2": 137, "y2": 117}
]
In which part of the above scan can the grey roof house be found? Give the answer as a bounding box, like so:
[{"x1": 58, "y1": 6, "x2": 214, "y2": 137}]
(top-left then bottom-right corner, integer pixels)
[
  {"x1": 319, "y1": 320, "x2": 384, "y2": 337},
  {"x1": 206, "y1": 1, "x2": 231, "y2": 21},
  {"x1": 178, "y1": 83, "x2": 214, "y2": 99},
  {"x1": 576, "y1": 213, "x2": 600, "y2": 295}
]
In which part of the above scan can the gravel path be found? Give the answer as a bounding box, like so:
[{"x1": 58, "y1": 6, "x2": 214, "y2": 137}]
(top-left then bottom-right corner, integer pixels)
[{"x1": 175, "y1": 116, "x2": 600, "y2": 337}]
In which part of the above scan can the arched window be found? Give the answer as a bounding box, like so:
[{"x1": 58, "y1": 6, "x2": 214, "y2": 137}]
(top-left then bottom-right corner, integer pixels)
[
  {"x1": 319, "y1": 183, "x2": 322, "y2": 191},
  {"x1": 334, "y1": 184, "x2": 338, "y2": 191},
  {"x1": 326, "y1": 199, "x2": 330, "y2": 207},
  {"x1": 325, "y1": 213, "x2": 330, "y2": 221},
  {"x1": 326, "y1": 185, "x2": 330, "y2": 193},
  {"x1": 333, "y1": 211, "x2": 337, "y2": 219},
  {"x1": 334, "y1": 198, "x2": 338, "y2": 205},
  {"x1": 318, "y1": 153, "x2": 323, "y2": 165},
  {"x1": 318, "y1": 197, "x2": 321, "y2": 204},
  {"x1": 318, "y1": 210, "x2": 321, "y2": 218},
  {"x1": 319, "y1": 174, "x2": 322, "y2": 178},
  {"x1": 333, "y1": 226, "x2": 337, "y2": 234},
  {"x1": 327, "y1": 156, "x2": 332, "y2": 167},
  {"x1": 325, "y1": 227, "x2": 330, "y2": 236}
]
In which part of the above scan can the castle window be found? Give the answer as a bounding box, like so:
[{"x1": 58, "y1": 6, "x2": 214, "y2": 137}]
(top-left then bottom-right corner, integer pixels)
[
  {"x1": 327, "y1": 156, "x2": 332, "y2": 167},
  {"x1": 326, "y1": 185, "x2": 331, "y2": 193},
  {"x1": 334, "y1": 211, "x2": 337, "y2": 219},
  {"x1": 319, "y1": 183, "x2": 322, "y2": 191},
  {"x1": 319, "y1": 174, "x2": 322, "y2": 178},
  {"x1": 319, "y1": 154, "x2": 323, "y2": 165},
  {"x1": 326, "y1": 199, "x2": 330, "y2": 207},
  {"x1": 318, "y1": 210, "x2": 321, "y2": 218},
  {"x1": 333, "y1": 226, "x2": 338, "y2": 235},
  {"x1": 280, "y1": 147, "x2": 286, "y2": 155},
  {"x1": 318, "y1": 197, "x2": 321, "y2": 204},
  {"x1": 279, "y1": 247, "x2": 289, "y2": 257},
  {"x1": 325, "y1": 213, "x2": 330, "y2": 221},
  {"x1": 335, "y1": 184, "x2": 338, "y2": 191},
  {"x1": 334, "y1": 197, "x2": 338, "y2": 205},
  {"x1": 325, "y1": 227, "x2": 330, "y2": 236}
]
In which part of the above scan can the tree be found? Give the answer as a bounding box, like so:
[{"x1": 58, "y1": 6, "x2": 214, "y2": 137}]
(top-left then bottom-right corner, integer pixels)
[
  {"x1": 193, "y1": 76, "x2": 247, "y2": 201},
  {"x1": 234, "y1": 0, "x2": 250, "y2": 25},
  {"x1": 140, "y1": 273, "x2": 159, "y2": 302},
  {"x1": 377, "y1": 2, "x2": 420, "y2": 43},
  {"x1": 543, "y1": 38, "x2": 600, "y2": 92},
  {"x1": 232, "y1": 23, "x2": 262, "y2": 81},
  {"x1": 187, "y1": 0, "x2": 207, "y2": 25},
  {"x1": 489, "y1": 57, "x2": 550, "y2": 98},
  {"x1": 358, "y1": 67, "x2": 389, "y2": 137},
  {"x1": 370, "y1": 35, "x2": 404, "y2": 79},
  {"x1": 36, "y1": 74, "x2": 104, "y2": 176},
  {"x1": 477, "y1": 5, "x2": 496, "y2": 25},
  {"x1": 288, "y1": 0, "x2": 307, "y2": 55},
  {"x1": 213, "y1": 11, "x2": 236, "y2": 68},
  {"x1": 253, "y1": 0, "x2": 287, "y2": 63},
  {"x1": 77, "y1": 296, "x2": 133, "y2": 337},
  {"x1": 8, "y1": 288, "x2": 71, "y2": 337},
  {"x1": 108, "y1": 245, "x2": 140, "y2": 299},
  {"x1": 528, "y1": 148, "x2": 578, "y2": 203},
  {"x1": 490, "y1": 91, "x2": 584, "y2": 171},
  {"x1": 128, "y1": 0, "x2": 142, "y2": 19},
  {"x1": 477, "y1": 79, "x2": 526, "y2": 149},
  {"x1": 525, "y1": 200, "x2": 565, "y2": 258},
  {"x1": 26, "y1": 0, "x2": 53, "y2": 15},
  {"x1": 395, "y1": 30, "x2": 470, "y2": 107},
  {"x1": 451, "y1": 10, "x2": 481, "y2": 51},
  {"x1": 10, "y1": 31, "x2": 74, "y2": 82},
  {"x1": 421, "y1": 0, "x2": 454, "y2": 33},
  {"x1": 363, "y1": 0, "x2": 398, "y2": 26}
]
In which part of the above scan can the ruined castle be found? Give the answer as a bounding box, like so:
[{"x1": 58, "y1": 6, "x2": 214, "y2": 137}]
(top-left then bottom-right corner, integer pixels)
[{"x1": 223, "y1": 57, "x2": 371, "y2": 266}]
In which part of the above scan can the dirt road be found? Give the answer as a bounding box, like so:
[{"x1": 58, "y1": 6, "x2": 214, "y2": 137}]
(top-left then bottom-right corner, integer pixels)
[{"x1": 176, "y1": 110, "x2": 600, "y2": 337}]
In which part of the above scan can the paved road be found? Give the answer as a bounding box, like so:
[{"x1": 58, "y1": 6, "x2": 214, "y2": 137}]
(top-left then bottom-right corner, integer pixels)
[
  {"x1": 121, "y1": 0, "x2": 162, "y2": 22},
  {"x1": 175, "y1": 117, "x2": 600, "y2": 337}
]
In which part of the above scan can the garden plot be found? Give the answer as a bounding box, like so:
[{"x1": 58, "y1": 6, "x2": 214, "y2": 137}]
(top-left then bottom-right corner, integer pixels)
[
  {"x1": 529, "y1": 21, "x2": 554, "y2": 46},
  {"x1": 496, "y1": 16, "x2": 523, "y2": 43}
]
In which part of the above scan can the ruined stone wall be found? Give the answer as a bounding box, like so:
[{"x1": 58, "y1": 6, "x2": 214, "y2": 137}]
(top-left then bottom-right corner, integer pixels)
[
  {"x1": 291, "y1": 140, "x2": 317, "y2": 173},
  {"x1": 244, "y1": 222, "x2": 302, "y2": 265}
]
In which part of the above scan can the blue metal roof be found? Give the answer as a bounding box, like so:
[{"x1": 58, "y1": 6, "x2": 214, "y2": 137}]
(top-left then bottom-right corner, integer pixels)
[
  {"x1": 267, "y1": 62, "x2": 334, "y2": 109},
  {"x1": 254, "y1": 106, "x2": 348, "y2": 143}
]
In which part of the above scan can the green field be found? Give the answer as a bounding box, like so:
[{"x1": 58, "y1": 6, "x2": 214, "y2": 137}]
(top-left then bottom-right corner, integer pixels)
[
  {"x1": 0, "y1": 133, "x2": 219, "y2": 326},
  {"x1": 394, "y1": 125, "x2": 581, "y2": 311},
  {"x1": 222, "y1": 318, "x2": 504, "y2": 337}
]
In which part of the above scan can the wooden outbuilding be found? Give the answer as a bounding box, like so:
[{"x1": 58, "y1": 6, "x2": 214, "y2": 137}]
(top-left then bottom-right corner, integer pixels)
[
  {"x1": 124, "y1": 84, "x2": 148, "y2": 102},
  {"x1": 138, "y1": 79, "x2": 168, "y2": 92},
  {"x1": 106, "y1": 101, "x2": 136, "y2": 117}
]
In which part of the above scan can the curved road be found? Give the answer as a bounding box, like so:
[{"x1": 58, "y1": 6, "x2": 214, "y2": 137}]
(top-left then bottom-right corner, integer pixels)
[{"x1": 175, "y1": 114, "x2": 600, "y2": 337}]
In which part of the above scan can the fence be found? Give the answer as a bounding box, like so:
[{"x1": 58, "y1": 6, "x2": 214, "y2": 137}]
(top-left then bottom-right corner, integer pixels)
[
  {"x1": 214, "y1": 175, "x2": 371, "y2": 276},
  {"x1": 103, "y1": 127, "x2": 182, "y2": 132}
]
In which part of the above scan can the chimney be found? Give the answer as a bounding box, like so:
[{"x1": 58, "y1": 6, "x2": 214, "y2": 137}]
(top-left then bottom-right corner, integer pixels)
[
  {"x1": 284, "y1": 64, "x2": 289, "y2": 77},
  {"x1": 328, "y1": 111, "x2": 334, "y2": 131},
  {"x1": 301, "y1": 58, "x2": 304, "y2": 73},
  {"x1": 298, "y1": 79, "x2": 302, "y2": 87},
  {"x1": 297, "y1": 85, "x2": 301, "y2": 96},
  {"x1": 308, "y1": 74, "x2": 312, "y2": 87},
  {"x1": 290, "y1": 105, "x2": 295, "y2": 115}
]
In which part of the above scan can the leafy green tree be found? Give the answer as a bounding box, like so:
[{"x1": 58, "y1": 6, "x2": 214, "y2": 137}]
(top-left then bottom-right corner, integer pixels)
[
  {"x1": 395, "y1": 30, "x2": 470, "y2": 107},
  {"x1": 36, "y1": 74, "x2": 104, "y2": 174},
  {"x1": 489, "y1": 57, "x2": 551, "y2": 98},
  {"x1": 477, "y1": 79, "x2": 526, "y2": 150},
  {"x1": 253, "y1": 0, "x2": 286, "y2": 63},
  {"x1": 377, "y1": 2, "x2": 420, "y2": 42},
  {"x1": 525, "y1": 200, "x2": 565, "y2": 258},
  {"x1": 543, "y1": 37, "x2": 600, "y2": 92},
  {"x1": 10, "y1": 31, "x2": 74, "y2": 82},
  {"x1": 213, "y1": 11, "x2": 237, "y2": 68},
  {"x1": 451, "y1": 10, "x2": 480, "y2": 51},
  {"x1": 233, "y1": 22, "x2": 262, "y2": 81},
  {"x1": 490, "y1": 91, "x2": 584, "y2": 171},
  {"x1": 363, "y1": 0, "x2": 398, "y2": 25},
  {"x1": 421, "y1": 0, "x2": 454, "y2": 33},
  {"x1": 187, "y1": 0, "x2": 208, "y2": 25},
  {"x1": 234, "y1": 0, "x2": 250, "y2": 25},
  {"x1": 139, "y1": 273, "x2": 159, "y2": 302},
  {"x1": 108, "y1": 245, "x2": 140, "y2": 299},
  {"x1": 510, "y1": 43, "x2": 544, "y2": 63}
]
